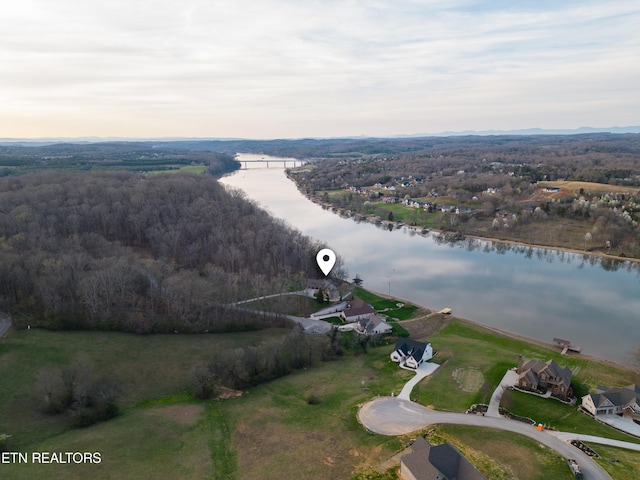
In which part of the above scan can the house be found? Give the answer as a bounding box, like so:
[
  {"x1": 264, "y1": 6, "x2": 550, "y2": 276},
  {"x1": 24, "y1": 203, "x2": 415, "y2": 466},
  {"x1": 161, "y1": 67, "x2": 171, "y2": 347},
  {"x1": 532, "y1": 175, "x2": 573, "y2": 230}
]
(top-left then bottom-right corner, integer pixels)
[
  {"x1": 356, "y1": 314, "x2": 392, "y2": 335},
  {"x1": 391, "y1": 338, "x2": 433, "y2": 370},
  {"x1": 341, "y1": 299, "x2": 376, "y2": 323},
  {"x1": 305, "y1": 278, "x2": 342, "y2": 302},
  {"x1": 400, "y1": 437, "x2": 486, "y2": 480},
  {"x1": 516, "y1": 357, "x2": 573, "y2": 400},
  {"x1": 581, "y1": 384, "x2": 640, "y2": 418}
]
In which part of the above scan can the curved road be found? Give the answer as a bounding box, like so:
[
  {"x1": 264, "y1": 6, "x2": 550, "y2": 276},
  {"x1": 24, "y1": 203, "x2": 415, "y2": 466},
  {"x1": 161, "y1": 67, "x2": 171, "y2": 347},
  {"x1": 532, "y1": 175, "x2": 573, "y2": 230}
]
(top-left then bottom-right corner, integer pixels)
[{"x1": 359, "y1": 396, "x2": 612, "y2": 480}]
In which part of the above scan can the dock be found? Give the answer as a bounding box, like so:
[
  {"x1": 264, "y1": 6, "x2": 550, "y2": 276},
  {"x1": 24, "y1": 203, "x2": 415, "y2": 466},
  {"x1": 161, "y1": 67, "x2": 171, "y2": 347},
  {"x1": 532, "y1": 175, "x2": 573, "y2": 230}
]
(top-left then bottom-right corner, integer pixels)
[
  {"x1": 438, "y1": 308, "x2": 452, "y2": 315},
  {"x1": 553, "y1": 337, "x2": 581, "y2": 354}
]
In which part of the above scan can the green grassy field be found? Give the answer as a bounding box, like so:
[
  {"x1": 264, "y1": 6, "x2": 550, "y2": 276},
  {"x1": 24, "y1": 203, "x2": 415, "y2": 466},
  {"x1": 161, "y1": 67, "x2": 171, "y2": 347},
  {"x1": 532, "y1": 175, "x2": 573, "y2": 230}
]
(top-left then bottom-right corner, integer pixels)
[
  {"x1": 352, "y1": 287, "x2": 420, "y2": 320},
  {"x1": 429, "y1": 425, "x2": 575, "y2": 479},
  {"x1": 2, "y1": 312, "x2": 639, "y2": 479},
  {"x1": 0, "y1": 328, "x2": 290, "y2": 448}
]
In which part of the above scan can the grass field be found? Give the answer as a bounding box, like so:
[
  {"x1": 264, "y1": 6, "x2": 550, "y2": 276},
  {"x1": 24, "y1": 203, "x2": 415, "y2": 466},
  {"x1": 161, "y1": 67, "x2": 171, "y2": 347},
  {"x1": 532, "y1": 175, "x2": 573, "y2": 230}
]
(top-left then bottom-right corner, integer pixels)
[
  {"x1": 0, "y1": 328, "x2": 291, "y2": 448},
  {"x1": 428, "y1": 425, "x2": 575, "y2": 479},
  {"x1": 352, "y1": 287, "x2": 421, "y2": 320},
  {"x1": 539, "y1": 180, "x2": 640, "y2": 196},
  {"x1": 1, "y1": 312, "x2": 639, "y2": 479}
]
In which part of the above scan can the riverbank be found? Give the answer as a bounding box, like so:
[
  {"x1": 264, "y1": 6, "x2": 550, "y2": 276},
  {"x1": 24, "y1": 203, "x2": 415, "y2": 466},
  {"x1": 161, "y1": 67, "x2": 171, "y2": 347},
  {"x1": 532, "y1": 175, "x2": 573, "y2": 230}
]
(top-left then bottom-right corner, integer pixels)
[
  {"x1": 288, "y1": 171, "x2": 640, "y2": 265},
  {"x1": 364, "y1": 286, "x2": 636, "y2": 371}
]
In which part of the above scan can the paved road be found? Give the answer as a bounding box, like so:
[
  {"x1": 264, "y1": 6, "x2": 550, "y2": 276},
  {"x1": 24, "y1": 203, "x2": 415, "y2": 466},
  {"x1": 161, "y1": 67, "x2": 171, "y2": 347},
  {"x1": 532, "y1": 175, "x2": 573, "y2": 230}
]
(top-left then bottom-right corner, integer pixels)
[
  {"x1": 0, "y1": 312, "x2": 11, "y2": 337},
  {"x1": 359, "y1": 396, "x2": 613, "y2": 480}
]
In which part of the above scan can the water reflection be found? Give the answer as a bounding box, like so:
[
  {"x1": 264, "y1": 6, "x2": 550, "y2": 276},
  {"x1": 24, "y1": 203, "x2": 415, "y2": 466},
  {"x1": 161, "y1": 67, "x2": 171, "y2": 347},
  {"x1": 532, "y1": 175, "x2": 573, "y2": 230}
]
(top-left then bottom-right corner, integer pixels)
[{"x1": 220, "y1": 159, "x2": 640, "y2": 365}]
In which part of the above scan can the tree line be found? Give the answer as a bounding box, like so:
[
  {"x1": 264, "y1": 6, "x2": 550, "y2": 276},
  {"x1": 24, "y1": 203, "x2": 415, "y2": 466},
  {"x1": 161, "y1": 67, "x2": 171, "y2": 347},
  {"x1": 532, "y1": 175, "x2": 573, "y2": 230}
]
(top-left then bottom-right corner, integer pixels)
[{"x1": 0, "y1": 171, "x2": 324, "y2": 333}]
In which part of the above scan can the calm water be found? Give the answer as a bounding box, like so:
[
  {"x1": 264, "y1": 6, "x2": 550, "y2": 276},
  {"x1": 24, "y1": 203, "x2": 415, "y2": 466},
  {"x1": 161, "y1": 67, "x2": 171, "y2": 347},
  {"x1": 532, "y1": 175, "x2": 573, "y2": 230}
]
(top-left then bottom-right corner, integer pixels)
[{"x1": 221, "y1": 155, "x2": 640, "y2": 365}]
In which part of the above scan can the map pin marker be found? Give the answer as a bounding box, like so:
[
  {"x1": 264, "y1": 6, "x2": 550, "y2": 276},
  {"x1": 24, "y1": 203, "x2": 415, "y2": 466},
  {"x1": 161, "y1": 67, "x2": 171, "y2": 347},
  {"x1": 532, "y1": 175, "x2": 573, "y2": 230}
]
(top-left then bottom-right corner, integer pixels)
[{"x1": 316, "y1": 248, "x2": 336, "y2": 276}]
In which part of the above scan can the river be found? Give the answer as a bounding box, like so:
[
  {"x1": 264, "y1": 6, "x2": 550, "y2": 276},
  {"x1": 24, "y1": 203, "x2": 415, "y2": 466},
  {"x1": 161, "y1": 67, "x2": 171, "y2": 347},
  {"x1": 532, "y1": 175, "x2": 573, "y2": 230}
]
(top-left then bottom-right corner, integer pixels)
[{"x1": 220, "y1": 155, "x2": 640, "y2": 365}]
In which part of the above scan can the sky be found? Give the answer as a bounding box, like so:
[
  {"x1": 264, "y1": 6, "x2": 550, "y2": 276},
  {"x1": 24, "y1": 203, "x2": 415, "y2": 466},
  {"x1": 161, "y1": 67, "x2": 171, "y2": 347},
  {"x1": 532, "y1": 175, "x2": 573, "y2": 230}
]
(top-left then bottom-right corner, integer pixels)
[{"x1": 1, "y1": 0, "x2": 639, "y2": 139}]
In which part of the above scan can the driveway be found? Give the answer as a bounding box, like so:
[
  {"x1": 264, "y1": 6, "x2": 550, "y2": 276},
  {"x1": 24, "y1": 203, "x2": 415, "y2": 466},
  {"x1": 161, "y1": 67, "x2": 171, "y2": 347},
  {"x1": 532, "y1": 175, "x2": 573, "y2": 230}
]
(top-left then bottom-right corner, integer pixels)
[
  {"x1": 358, "y1": 396, "x2": 615, "y2": 480},
  {"x1": 486, "y1": 368, "x2": 518, "y2": 417},
  {"x1": 397, "y1": 362, "x2": 440, "y2": 400}
]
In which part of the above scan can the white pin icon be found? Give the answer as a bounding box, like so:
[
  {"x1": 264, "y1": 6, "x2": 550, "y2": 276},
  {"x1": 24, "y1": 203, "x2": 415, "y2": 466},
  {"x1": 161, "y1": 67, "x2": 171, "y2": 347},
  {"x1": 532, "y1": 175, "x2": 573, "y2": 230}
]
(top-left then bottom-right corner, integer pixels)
[{"x1": 316, "y1": 248, "x2": 336, "y2": 276}]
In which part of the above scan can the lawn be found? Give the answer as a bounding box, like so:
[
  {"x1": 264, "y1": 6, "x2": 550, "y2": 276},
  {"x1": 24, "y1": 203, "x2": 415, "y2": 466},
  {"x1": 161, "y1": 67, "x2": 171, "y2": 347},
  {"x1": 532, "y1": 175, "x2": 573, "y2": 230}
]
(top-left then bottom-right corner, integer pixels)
[
  {"x1": 0, "y1": 402, "x2": 214, "y2": 480},
  {"x1": 2, "y1": 315, "x2": 639, "y2": 479},
  {"x1": 427, "y1": 425, "x2": 575, "y2": 480},
  {"x1": 413, "y1": 319, "x2": 640, "y2": 440},
  {"x1": 352, "y1": 287, "x2": 420, "y2": 320},
  {"x1": 0, "y1": 328, "x2": 290, "y2": 448}
]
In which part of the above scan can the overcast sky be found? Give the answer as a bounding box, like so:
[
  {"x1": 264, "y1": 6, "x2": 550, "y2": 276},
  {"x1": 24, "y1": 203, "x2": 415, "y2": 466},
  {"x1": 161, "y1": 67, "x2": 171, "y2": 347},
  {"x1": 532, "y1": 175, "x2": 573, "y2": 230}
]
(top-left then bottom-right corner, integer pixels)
[{"x1": 2, "y1": 0, "x2": 639, "y2": 139}]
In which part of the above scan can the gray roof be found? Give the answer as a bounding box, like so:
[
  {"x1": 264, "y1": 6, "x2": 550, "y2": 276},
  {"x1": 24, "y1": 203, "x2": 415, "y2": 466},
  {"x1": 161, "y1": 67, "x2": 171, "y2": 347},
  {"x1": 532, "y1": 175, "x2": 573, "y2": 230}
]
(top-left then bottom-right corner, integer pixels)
[
  {"x1": 394, "y1": 338, "x2": 430, "y2": 362},
  {"x1": 588, "y1": 384, "x2": 640, "y2": 410},
  {"x1": 401, "y1": 438, "x2": 487, "y2": 480}
]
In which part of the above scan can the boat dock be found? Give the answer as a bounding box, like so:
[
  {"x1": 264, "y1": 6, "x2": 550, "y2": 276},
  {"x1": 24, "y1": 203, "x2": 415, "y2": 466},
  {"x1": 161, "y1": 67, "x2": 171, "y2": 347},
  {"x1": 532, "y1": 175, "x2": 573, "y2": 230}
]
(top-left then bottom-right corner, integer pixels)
[{"x1": 553, "y1": 337, "x2": 582, "y2": 355}]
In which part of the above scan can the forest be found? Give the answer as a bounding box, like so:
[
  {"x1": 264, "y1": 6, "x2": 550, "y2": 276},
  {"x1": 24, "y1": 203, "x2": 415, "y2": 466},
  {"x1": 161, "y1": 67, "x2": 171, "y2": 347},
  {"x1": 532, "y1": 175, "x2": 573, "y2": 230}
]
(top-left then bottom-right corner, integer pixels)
[{"x1": 0, "y1": 171, "x2": 324, "y2": 333}]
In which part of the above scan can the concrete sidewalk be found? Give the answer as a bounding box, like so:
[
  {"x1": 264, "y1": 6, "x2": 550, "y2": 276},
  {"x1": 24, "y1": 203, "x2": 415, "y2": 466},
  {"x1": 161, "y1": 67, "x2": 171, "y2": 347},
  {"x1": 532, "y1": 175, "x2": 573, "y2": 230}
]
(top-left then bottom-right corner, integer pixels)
[{"x1": 397, "y1": 362, "x2": 440, "y2": 400}]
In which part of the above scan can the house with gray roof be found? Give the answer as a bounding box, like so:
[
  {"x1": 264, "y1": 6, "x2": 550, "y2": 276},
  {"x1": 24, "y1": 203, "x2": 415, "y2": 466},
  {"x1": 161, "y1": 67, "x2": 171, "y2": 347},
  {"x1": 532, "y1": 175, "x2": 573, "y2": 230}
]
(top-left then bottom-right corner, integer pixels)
[
  {"x1": 391, "y1": 338, "x2": 433, "y2": 370},
  {"x1": 400, "y1": 437, "x2": 486, "y2": 480},
  {"x1": 356, "y1": 314, "x2": 392, "y2": 335},
  {"x1": 516, "y1": 357, "x2": 573, "y2": 400},
  {"x1": 581, "y1": 384, "x2": 640, "y2": 418}
]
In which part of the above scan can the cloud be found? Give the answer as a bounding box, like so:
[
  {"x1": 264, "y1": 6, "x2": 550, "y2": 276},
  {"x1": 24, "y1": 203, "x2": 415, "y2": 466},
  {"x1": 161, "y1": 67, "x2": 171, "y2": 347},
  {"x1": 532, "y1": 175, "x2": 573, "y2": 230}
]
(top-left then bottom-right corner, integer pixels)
[{"x1": 1, "y1": 0, "x2": 639, "y2": 137}]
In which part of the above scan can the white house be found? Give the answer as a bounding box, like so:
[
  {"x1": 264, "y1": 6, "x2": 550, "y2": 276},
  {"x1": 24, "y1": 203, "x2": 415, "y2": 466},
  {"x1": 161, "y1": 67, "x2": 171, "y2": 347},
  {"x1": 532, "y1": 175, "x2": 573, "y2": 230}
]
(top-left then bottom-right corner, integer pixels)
[
  {"x1": 356, "y1": 315, "x2": 392, "y2": 335},
  {"x1": 581, "y1": 384, "x2": 640, "y2": 418},
  {"x1": 391, "y1": 338, "x2": 433, "y2": 370}
]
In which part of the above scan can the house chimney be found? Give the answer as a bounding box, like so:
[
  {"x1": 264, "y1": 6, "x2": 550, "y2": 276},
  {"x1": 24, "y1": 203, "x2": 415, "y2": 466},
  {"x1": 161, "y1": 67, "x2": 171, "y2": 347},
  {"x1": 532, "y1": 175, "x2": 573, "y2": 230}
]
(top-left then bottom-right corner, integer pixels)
[{"x1": 517, "y1": 354, "x2": 523, "y2": 371}]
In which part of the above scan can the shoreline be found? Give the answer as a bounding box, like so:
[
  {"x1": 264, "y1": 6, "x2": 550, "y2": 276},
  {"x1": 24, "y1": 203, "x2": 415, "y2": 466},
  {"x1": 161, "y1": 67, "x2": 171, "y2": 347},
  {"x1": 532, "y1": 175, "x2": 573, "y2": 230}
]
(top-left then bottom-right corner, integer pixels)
[
  {"x1": 365, "y1": 287, "x2": 635, "y2": 372},
  {"x1": 287, "y1": 172, "x2": 640, "y2": 265}
]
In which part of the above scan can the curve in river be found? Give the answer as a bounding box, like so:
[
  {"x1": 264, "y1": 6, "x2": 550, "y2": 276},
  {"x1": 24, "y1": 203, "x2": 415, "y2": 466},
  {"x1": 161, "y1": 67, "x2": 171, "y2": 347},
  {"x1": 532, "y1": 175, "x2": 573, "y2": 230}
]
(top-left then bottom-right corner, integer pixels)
[{"x1": 220, "y1": 159, "x2": 640, "y2": 365}]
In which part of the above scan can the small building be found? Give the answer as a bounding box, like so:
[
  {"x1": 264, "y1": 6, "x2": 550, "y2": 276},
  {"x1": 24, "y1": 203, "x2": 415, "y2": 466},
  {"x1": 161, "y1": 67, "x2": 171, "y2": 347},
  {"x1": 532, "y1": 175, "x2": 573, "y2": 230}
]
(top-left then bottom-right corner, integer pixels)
[
  {"x1": 400, "y1": 437, "x2": 487, "y2": 480},
  {"x1": 581, "y1": 384, "x2": 640, "y2": 418},
  {"x1": 391, "y1": 338, "x2": 433, "y2": 370},
  {"x1": 516, "y1": 357, "x2": 573, "y2": 400},
  {"x1": 341, "y1": 299, "x2": 376, "y2": 323}
]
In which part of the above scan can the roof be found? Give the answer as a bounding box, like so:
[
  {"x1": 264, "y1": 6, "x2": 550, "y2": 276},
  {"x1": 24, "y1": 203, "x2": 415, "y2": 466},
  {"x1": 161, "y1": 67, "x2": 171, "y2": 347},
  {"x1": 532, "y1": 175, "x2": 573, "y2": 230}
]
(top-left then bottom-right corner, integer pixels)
[
  {"x1": 394, "y1": 338, "x2": 430, "y2": 362},
  {"x1": 401, "y1": 438, "x2": 487, "y2": 480},
  {"x1": 343, "y1": 299, "x2": 375, "y2": 318},
  {"x1": 586, "y1": 384, "x2": 640, "y2": 410},
  {"x1": 518, "y1": 358, "x2": 572, "y2": 389}
]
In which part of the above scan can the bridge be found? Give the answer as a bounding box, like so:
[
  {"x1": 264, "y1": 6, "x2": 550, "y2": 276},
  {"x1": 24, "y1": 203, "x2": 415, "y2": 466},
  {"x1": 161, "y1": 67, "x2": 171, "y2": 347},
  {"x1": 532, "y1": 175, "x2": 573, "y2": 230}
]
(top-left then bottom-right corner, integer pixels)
[{"x1": 239, "y1": 159, "x2": 304, "y2": 169}]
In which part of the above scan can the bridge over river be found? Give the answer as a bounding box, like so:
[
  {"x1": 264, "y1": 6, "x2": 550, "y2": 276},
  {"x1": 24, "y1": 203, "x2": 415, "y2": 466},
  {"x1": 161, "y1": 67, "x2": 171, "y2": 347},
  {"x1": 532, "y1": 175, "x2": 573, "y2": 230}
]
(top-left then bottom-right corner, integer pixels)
[{"x1": 239, "y1": 158, "x2": 304, "y2": 169}]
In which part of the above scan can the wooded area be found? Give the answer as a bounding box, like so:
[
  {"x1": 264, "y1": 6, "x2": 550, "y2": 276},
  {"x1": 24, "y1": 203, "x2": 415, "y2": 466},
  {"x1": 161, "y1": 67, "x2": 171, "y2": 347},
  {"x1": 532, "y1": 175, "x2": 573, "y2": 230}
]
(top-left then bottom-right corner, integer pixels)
[{"x1": 0, "y1": 171, "x2": 323, "y2": 333}]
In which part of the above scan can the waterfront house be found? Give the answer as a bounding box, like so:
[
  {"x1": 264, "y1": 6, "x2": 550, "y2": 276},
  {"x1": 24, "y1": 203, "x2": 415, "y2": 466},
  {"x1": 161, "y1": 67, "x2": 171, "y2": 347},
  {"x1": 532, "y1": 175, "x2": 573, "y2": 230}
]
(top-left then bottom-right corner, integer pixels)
[
  {"x1": 341, "y1": 299, "x2": 376, "y2": 323},
  {"x1": 391, "y1": 338, "x2": 433, "y2": 370},
  {"x1": 516, "y1": 357, "x2": 573, "y2": 400},
  {"x1": 581, "y1": 384, "x2": 640, "y2": 418},
  {"x1": 356, "y1": 314, "x2": 392, "y2": 335}
]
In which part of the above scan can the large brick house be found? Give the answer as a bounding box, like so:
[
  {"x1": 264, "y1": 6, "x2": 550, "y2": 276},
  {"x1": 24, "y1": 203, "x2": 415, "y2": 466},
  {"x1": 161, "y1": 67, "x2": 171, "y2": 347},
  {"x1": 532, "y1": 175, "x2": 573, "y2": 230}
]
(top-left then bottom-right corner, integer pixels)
[{"x1": 516, "y1": 357, "x2": 573, "y2": 400}]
